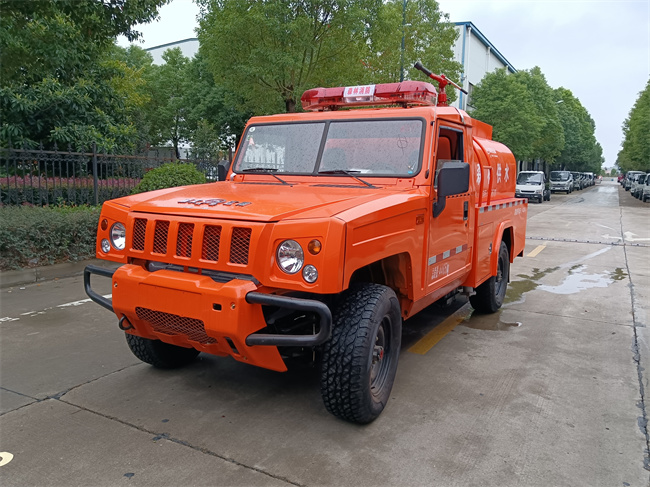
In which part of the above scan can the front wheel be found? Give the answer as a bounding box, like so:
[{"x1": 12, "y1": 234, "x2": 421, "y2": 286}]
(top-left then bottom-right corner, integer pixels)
[
  {"x1": 125, "y1": 334, "x2": 200, "y2": 369},
  {"x1": 470, "y1": 241, "x2": 510, "y2": 314},
  {"x1": 321, "y1": 284, "x2": 402, "y2": 424}
]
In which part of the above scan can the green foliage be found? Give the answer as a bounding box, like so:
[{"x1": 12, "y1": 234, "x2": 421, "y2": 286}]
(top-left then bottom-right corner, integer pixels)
[
  {"x1": 0, "y1": 0, "x2": 166, "y2": 151},
  {"x1": 147, "y1": 48, "x2": 191, "y2": 158},
  {"x1": 185, "y1": 50, "x2": 252, "y2": 150},
  {"x1": 617, "y1": 80, "x2": 650, "y2": 173},
  {"x1": 365, "y1": 0, "x2": 461, "y2": 99},
  {"x1": 553, "y1": 87, "x2": 602, "y2": 173},
  {"x1": 0, "y1": 205, "x2": 101, "y2": 270},
  {"x1": 470, "y1": 69, "x2": 545, "y2": 161},
  {"x1": 197, "y1": 0, "x2": 459, "y2": 114},
  {"x1": 132, "y1": 163, "x2": 207, "y2": 194}
]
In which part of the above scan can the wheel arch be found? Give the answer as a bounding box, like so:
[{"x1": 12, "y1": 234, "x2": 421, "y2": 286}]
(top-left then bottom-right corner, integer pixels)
[
  {"x1": 491, "y1": 224, "x2": 514, "y2": 275},
  {"x1": 346, "y1": 252, "x2": 413, "y2": 310}
]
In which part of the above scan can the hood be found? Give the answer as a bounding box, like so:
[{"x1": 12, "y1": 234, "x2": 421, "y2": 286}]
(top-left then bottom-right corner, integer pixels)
[{"x1": 114, "y1": 181, "x2": 409, "y2": 222}]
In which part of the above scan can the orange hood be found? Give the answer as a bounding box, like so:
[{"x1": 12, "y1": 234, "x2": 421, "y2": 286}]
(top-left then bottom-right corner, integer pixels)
[{"x1": 112, "y1": 181, "x2": 412, "y2": 222}]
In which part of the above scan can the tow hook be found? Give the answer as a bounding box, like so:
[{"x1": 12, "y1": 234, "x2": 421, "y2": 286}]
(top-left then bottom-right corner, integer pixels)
[{"x1": 118, "y1": 315, "x2": 134, "y2": 331}]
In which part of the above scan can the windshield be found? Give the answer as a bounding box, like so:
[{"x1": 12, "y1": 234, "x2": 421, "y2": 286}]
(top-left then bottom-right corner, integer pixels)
[
  {"x1": 233, "y1": 119, "x2": 424, "y2": 177},
  {"x1": 517, "y1": 173, "x2": 543, "y2": 184},
  {"x1": 550, "y1": 171, "x2": 570, "y2": 181}
]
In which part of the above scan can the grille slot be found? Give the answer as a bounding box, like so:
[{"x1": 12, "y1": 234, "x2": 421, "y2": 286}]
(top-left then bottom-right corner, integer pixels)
[
  {"x1": 176, "y1": 223, "x2": 194, "y2": 258},
  {"x1": 202, "y1": 225, "x2": 222, "y2": 262},
  {"x1": 153, "y1": 221, "x2": 170, "y2": 254},
  {"x1": 230, "y1": 227, "x2": 252, "y2": 264},
  {"x1": 135, "y1": 307, "x2": 216, "y2": 344},
  {"x1": 132, "y1": 219, "x2": 147, "y2": 251}
]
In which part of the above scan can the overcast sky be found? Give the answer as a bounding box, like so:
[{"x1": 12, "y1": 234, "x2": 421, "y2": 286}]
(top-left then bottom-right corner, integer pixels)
[{"x1": 118, "y1": 0, "x2": 650, "y2": 169}]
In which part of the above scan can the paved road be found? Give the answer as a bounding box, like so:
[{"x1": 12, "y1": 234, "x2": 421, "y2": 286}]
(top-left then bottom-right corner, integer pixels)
[{"x1": 1, "y1": 180, "x2": 648, "y2": 486}]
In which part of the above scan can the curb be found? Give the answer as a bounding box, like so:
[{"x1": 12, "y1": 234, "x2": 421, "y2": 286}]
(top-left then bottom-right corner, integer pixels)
[{"x1": 0, "y1": 259, "x2": 118, "y2": 290}]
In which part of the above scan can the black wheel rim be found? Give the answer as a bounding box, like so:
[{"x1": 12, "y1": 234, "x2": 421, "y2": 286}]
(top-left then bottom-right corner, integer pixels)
[{"x1": 370, "y1": 316, "x2": 391, "y2": 397}]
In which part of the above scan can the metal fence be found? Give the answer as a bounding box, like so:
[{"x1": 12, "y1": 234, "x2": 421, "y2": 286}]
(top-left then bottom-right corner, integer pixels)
[{"x1": 0, "y1": 144, "x2": 225, "y2": 207}]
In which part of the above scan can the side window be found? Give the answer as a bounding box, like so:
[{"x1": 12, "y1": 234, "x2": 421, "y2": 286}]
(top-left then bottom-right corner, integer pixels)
[{"x1": 434, "y1": 126, "x2": 463, "y2": 187}]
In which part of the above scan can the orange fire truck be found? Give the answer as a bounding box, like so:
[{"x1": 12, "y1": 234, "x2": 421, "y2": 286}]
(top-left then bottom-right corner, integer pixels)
[{"x1": 85, "y1": 63, "x2": 527, "y2": 424}]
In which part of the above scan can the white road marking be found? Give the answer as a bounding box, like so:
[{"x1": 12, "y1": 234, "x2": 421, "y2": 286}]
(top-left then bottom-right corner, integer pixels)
[
  {"x1": 0, "y1": 317, "x2": 19, "y2": 323},
  {"x1": 0, "y1": 452, "x2": 14, "y2": 467}
]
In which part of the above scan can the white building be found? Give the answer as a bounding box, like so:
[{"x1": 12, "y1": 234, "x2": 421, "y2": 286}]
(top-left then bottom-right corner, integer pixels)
[
  {"x1": 146, "y1": 38, "x2": 199, "y2": 65},
  {"x1": 450, "y1": 21, "x2": 516, "y2": 111}
]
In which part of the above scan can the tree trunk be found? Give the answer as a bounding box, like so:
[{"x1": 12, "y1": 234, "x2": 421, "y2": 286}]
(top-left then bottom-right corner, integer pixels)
[{"x1": 285, "y1": 98, "x2": 296, "y2": 113}]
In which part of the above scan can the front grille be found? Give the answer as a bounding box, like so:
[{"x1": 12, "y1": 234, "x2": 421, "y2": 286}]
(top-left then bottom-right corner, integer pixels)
[
  {"x1": 153, "y1": 221, "x2": 170, "y2": 254},
  {"x1": 176, "y1": 223, "x2": 194, "y2": 258},
  {"x1": 230, "y1": 227, "x2": 252, "y2": 264},
  {"x1": 135, "y1": 307, "x2": 216, "y2": 344},
  {"x1": 130, "y1": 217, "x2": 252, "y2": 268},
  {"x1": 132, "y1": 219, "x2": 147, "y2": 251},
  {"x1": 202, "y1": 225, "x2": 222, "y2": 261}
]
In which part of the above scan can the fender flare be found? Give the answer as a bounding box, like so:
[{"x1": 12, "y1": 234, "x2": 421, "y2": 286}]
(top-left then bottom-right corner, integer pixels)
[{"x1": 490, "y1": 221, "x2": 513, "y2": 276}]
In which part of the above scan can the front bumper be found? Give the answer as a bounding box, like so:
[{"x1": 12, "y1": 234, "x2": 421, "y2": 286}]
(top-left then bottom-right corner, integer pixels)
[
  {"x1": 515, "y1": 192, "x2": 541, "y2": 199},
  {"x1": 84, "y1": 264, "x2": 332, "y2": 372}
]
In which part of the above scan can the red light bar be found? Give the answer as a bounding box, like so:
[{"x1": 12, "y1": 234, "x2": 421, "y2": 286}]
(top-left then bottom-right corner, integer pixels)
[{"x1": 301, "y1": 81, "x2": 438, "y2": 111}]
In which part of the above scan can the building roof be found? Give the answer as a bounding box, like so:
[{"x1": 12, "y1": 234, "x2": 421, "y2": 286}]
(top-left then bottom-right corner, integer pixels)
[
  {"x1": 145, "y1": 37, "x2": 199, "y2": 53},
  {"x1": 454, "y1": 21, "x2": 516, "y2": 74}
]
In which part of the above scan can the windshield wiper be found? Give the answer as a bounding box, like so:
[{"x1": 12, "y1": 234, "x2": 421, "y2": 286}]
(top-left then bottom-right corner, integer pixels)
[
  {"x1": 241, "y1": 167, "x2": 290, "y2": 185},
  {"x1": 318, "y1": 170, "x2": 377, "y2": 188}
]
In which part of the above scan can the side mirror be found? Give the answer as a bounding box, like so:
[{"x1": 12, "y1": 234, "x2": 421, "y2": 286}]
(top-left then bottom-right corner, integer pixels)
[
  {"x1": 433, "y1": 161, "x2": 470, "y2": 217},
  {"x1": 217, "y1": 160, "x2": 231, "y2": 181}
]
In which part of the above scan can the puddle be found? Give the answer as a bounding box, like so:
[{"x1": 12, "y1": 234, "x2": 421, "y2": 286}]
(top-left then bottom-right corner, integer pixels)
[
  {"x1": 459, "y1": 308, "x2": 522, "y2": 331},
  {"x1": 537, "y1": 265, "x2": 614, "y2": 295},
  {"x1": 609, "y1": 267, "x2": 628, "y2": 281},
  {"x1": 504, "y1": 266, "x2": 559, "y2": 306}
]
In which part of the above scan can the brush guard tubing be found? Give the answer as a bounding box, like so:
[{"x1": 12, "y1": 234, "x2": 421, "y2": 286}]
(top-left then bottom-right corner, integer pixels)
[
  {"x1": 245, "y1": 292, "x2": 332, "y2": 347},
  {"x1": 84, "y1": 265, "x2": 115, "y2": 312}
]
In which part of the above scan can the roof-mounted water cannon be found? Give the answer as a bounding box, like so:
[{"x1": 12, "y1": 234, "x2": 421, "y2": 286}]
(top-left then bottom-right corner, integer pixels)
[{"x1": 414, "y1": 61, "x2": 467, "y2": 107}]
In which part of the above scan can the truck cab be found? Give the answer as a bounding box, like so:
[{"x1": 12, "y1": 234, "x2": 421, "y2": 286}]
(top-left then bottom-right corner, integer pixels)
[
  {"x1": 550, "y1": 170, "x2": 573, "y2": 194},
  {"x1": 85, "y1": 75, "x2": 527, "y2": 424},
  {"x1": 516, "y1": 171, "x2": 547, "y2": 203}
]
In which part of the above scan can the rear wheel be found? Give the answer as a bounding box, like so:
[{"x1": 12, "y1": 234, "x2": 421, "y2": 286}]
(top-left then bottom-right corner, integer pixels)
[
  {"x1": 321, "y1": 284, "x2": 401, "y2": 424},
  {"x1": 125, "y1": 334, "x2": 200, "y2": 369},
  {"x1": 470, "y1": 241, "x2": 510, "y2": 314}
]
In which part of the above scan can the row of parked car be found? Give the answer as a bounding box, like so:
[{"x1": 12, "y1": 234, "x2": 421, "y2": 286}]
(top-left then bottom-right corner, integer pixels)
[
  {"x1": 619, "y1": 171, "x2": 650, "y2": 202},
  {"x1": 515, "y1": 170, "x2": 599, "y2": 203}
]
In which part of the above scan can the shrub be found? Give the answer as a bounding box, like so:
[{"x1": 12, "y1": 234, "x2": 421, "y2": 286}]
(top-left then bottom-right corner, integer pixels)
[
  {"x1": 0, "y1": 205, "x2": 100, "y2": 270},
  {"x1": 131, "y1": 162, "x2": 206, "y2": 194}
]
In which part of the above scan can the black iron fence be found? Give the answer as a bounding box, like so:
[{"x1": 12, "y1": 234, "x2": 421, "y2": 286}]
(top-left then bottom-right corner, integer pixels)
[{"x1": 0, "y1": 144, "x2": 226, "y2": 207}]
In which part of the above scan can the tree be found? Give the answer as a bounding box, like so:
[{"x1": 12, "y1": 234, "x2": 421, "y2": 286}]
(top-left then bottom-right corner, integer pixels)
[
  {"x1": 553, "y1": 87, "x2": 602, "y2": 173},
  {"x1": 617, "y1": 80, "x2": 650, "y2": 173},
  {"x1": 470, "y1": 69, "x2": 545, "y2": 161},
  {"x1": 147, "y1": 48, "x2": 191, "y2": 158},
  {"x1": 184, "y1": 50, "x2": 252, "y2": 152},
  {"x1": 197, "y1": 0, "x2": 460, "y2": 114},
  {"x1": 471, "y1": 67, "x2": 584, "y2": 167},
  {"x1": 364, "y1": 0, "x2": 461, "y2": 99},
  {"x1": 0, "y1": 0, "x2": 167, "y2": 150}
]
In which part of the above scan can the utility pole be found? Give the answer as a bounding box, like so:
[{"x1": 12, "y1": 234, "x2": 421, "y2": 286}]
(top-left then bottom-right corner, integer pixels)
[{"x1": 400, "y1": 0, "x2": 407, "y2": 82}]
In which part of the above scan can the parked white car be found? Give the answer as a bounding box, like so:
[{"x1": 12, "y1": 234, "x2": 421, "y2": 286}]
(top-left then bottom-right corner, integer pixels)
[
  {"x1": 516, "y1": 171, "x2": 549, "y2": 203},
  {"x1": 550, "y1": 170, "x2": 573, "y2": 193},
  {"x1": 640, "y1": 174, "x2": 650, "y2": 202}
]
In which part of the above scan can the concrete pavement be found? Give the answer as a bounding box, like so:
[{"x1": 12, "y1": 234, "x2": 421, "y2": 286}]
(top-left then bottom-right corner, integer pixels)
[{"x1": 1, "y1": 181, "x2": 648, "y2": 486}]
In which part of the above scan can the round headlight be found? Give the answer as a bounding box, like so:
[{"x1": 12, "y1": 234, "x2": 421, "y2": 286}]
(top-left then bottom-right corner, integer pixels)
[
  {"x1": 302, "y1": 265, "x2": 318, "y2": 283},
  {"x1": 110, "y1": 222, "x2": 126, "y2": 250},
  {"x1": 101, "y1": 239, "x2": 111, "y2": 253},
  {"x1": 276, "y1": 240, "x2": 304, "y2": 274}
]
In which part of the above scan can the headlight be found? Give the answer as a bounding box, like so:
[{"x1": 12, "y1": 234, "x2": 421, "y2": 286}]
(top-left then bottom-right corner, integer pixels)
[
  {"x1": 302, "y1": 265, "x2": 318, "y2": 283},
  {"x1": 276, "y1": 240, "x2": 304, "y2": 274},
  {"x1": 110, "y1": 222, "x2": 126, "y2": 250}
]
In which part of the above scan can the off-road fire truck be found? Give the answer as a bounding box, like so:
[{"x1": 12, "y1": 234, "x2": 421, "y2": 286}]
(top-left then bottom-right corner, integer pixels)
[{"x1": 85, "y1": 63, "x2": 527, "y2": 424}]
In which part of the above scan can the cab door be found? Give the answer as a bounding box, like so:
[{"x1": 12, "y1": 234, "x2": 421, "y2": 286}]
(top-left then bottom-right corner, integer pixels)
[{"x1": 426, "y1": 124, "x2": 472, "y2": 291}]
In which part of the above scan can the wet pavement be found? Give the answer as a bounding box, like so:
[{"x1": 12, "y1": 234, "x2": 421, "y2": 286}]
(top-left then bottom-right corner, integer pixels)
[{"x1": 1, "y1": 180, "x2": 648, "y2": 486}]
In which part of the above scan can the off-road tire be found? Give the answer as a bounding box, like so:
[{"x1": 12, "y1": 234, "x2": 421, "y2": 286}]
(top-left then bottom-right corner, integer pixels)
[
  {"x1": 321, "y1": 283, "x2": 401, "y2": 424},
  {"x1": 470, "y1": 241, "x2": 510, "y2": 314},
  {"x1": 125, "y1": 333, "x2": 200, "y2": 369}
]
